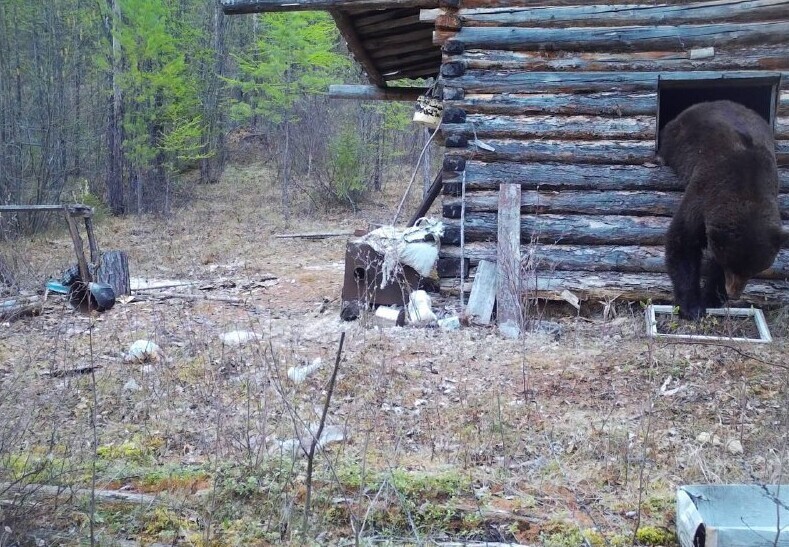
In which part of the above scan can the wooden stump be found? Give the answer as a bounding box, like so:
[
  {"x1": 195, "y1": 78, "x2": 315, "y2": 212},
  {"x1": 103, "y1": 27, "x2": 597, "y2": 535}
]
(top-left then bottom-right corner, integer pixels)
[{"x1": 95, "y1": 250, "x2": 130, "y2": 296}]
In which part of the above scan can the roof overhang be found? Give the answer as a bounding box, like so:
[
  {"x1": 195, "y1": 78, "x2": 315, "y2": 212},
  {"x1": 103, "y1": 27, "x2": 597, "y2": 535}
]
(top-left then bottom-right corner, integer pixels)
[{"x1": 220, "y1": 0, "x2": 442, "y2": 88}]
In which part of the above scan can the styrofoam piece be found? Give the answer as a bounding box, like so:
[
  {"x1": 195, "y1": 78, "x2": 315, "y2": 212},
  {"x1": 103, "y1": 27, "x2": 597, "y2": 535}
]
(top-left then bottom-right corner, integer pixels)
[
  {"x1": 677, "y1": 484, "x2": 789, "y2": 546},
  {"x1": 645, "y1": 305, "x2": 772, "y2": 343}
]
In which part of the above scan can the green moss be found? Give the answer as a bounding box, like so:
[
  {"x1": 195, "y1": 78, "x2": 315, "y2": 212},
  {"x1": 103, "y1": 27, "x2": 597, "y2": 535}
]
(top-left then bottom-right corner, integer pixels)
[{"x1": 635, "y1": 525, "x2": 676, "y2": 546}]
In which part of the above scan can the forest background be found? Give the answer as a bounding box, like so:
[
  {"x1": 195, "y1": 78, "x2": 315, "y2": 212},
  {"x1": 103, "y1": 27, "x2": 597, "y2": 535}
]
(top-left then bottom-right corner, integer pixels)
[{"x1": 0, "y1": 0, "x2": 425, "y2": 233}]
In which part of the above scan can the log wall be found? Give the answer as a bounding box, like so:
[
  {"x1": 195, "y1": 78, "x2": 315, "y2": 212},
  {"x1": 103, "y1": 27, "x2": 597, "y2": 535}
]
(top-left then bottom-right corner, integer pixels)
[{"x1": 434, "y1": 0, "x2": 789, "y2": 304}]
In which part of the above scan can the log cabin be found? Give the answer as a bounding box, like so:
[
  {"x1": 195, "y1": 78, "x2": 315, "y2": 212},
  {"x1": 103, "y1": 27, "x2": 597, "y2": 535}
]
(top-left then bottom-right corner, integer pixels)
[{"x1": 221, "y1": 0, "x2": 789, "y2": 328}]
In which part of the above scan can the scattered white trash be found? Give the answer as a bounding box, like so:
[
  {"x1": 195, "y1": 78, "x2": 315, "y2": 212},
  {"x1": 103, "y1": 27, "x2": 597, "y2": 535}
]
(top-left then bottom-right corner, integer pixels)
[
  {"x1": 220, "y1": 330, "x2": 261, "y2": 347},
  {"x1": 407, "y1": 290, "x2": 437, "y2": 324},
  {"x1": 124, "y1": 340, "x2": 162, "y2": 363},
  {"x1": 287, "y1": 358, "x2": 323, "y2": 384}
]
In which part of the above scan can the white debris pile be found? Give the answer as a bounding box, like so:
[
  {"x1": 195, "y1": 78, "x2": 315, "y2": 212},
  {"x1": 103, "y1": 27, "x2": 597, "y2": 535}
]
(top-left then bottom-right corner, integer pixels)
[{"x1": 358, "y1": 218, "x2": 444, "y2": 288}]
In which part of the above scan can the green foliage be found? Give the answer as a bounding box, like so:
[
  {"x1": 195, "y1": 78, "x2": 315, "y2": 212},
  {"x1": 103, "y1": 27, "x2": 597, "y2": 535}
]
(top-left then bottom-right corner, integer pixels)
[
  {"x1": 326, "y1": 126, "x2": 369, "y2": 206},
  {"x1": 229, "y1": 12, "x2": 351, "y2": 125},
  {"x1": 116, "y1": 0, "x2": 207, "y2": 170}
]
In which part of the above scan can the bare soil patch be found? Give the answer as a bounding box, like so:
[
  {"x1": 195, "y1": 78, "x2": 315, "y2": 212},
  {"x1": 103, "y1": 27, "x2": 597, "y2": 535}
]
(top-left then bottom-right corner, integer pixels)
[{"x1": 1, "y1": 164, "x2": 787, "y2": 546}]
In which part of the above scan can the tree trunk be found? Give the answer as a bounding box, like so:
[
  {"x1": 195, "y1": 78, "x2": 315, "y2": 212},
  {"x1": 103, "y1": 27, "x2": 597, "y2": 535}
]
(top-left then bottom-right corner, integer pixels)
[
  {"x1": 105, "y1": 0, "x2": 125, "y2": 215},
  {"x1": 96, "y1": 250, "x2": 130, "y2": 296}
]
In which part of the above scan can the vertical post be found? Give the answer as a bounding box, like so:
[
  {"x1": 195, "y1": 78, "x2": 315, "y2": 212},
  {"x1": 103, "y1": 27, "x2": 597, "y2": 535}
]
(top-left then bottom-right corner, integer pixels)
[
  {"x1": 63, "y1": 206, "x2": 91, "y2": 283},
  {"x1": 84, "y1": 216, "x2": 99, "y2": 264},
  {"x1": 497, "y1": 183, "x2": 521, "y2": 338}
]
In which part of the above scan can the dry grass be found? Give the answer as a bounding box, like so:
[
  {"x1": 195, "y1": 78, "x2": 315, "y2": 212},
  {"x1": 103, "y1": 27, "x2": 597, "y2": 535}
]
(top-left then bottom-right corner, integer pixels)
[{"x1": 0, "y1": 160, "x2": 787, "y2": 546}]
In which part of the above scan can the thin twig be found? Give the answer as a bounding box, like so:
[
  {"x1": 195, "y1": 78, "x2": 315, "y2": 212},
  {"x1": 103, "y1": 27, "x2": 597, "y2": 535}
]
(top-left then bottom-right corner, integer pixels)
[{"x1": 303, "y1": 331, "x2": 345, "y2": 536}]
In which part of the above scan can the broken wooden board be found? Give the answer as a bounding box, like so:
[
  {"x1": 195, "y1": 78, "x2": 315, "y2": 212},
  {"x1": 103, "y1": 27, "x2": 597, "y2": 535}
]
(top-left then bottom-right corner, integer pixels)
[{"x1": 465, "y1": 259, "x2": 496, "y2": 324}]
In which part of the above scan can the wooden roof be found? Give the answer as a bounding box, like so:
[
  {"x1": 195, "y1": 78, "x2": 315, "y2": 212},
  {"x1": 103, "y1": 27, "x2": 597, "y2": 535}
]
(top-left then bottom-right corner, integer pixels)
[{"x1": 220, "y1": 0, "x2": 442, "y2": 87}]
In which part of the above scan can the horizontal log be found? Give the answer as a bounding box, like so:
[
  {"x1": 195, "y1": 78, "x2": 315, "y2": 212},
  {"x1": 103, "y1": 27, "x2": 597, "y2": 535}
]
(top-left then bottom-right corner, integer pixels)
[
  {"x1": 447, "y1": 21, "x2": 789, "y2": 52},
  {"x1": 442, "y1": 70, "x2": 787, "y2": 94},
  {"x1": 451, "y1": 46, "x2": 789, "y2": 72},
  {"x1": 443, "y1": 113, "x2": 789, "y2": 141},
  {"x1": 447, "y1": 139, "x2": 658, "y2": 164},
  {"x1": 221, "y1": 0, "x2": 439, "y2": 13},
  {"x1": 445, "y1": 90, "x2": 789, "y2": 117},
  {"x1": 441, "y1": 114, "x2": 656, "y2": 140},
  {"x1": 455, "y1": 1, "x2": 789, "y2": 28},
  {"x1": 445, "y1": 161, "x2": 789, "y2": 192},
  {"x1": 440, "y1": 270, "x2": 789, "y2": 304},
  {"x1": 328, "y1": 84, "x2": 426, "y2": 101},
  {"x1": 447, "y1": 139, "x2": 789, "y2": 166},
  {"x1": 442, "y1": 212, "x2": 670, "y2": 245},
  {"x1": 443, "y1": 189, "x2": 682, "y2": 217},
  {"x1": 439, "y1": 243, "x2": 789, "y2": 279},
  {"x1": 445, "y1": 92, "x2": 658, "y2": 116}
]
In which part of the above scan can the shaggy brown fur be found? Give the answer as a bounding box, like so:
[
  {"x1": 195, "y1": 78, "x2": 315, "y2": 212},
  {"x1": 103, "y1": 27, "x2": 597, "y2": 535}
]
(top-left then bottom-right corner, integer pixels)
[{"x1": 659, "y1": 100, "x2": 786, "y2": 319}]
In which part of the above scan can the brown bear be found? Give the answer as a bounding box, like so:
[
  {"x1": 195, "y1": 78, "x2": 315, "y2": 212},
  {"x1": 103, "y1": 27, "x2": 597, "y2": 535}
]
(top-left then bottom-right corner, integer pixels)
[{"x1": 658, "y1": 100, "x2": 786, "y2": 319}]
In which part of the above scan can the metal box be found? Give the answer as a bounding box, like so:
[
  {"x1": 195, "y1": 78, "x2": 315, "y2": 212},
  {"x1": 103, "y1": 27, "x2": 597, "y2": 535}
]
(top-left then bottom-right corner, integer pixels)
[{"x1": 341, "y1": 241, "x2": 421, "y2": 307}]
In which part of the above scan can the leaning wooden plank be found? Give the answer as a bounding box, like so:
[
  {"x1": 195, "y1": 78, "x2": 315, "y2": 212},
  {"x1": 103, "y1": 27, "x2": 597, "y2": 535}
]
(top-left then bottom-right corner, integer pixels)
[
  {"x1": 445, "y1": 92, "x2": 658, "y2": 116},
  {"x1": 440, "y1": 272, "x2": 789, "y2": 305},
  {"x1": 456, "y1": 1, "x2": 789, "y2": 28},
  {"x1": 441, "y1": 114, "x2": 657, "y2": 141},
  {"x1": 221, "y1": 0, "x2": 440, "y2": 14},
  {"x1": 447, "y1": 22, "x2": 789, "y2": 52},
  {"x1": 443, "y1": 70, "x2": 787, "y2": 94},
  {"x1": 328, "y1": 85, "x2": 426, "y2": 101},
  {"x1": 465, "y1": 259, "x2": 497, "y2": 324},
  {"x1": 448, "y1": 161, "x2": 789, "y2": 193},
  {"x1": 452, "y1": 46, "x2": 789, "y2": 73},
  {"x1": 496, "y1": 184, "x2": 522, "y2": 337},
  {"x1": 442, "y1": 213, "x2": 671, "y2": 245},
  {"x1": 440, "y1": 243, "x2": 789, "y2": 279}
]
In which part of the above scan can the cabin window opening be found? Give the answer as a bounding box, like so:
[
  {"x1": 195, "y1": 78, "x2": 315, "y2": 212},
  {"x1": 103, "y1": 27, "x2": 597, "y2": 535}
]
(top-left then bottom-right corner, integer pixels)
[{"x1": 656, "y1": 76, "x2": 781, "y2": 150}]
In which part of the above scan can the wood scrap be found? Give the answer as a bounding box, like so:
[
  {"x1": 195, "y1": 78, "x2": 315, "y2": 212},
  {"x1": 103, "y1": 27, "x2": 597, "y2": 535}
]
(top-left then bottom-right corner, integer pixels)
[
  {"x1": 273, "y1": 231, "x2": 354, "y2": 239},
  {"x1": 41, "y1": 365, "x2": 102, "y2": 378},
  {"x1": 131, "y1": 292, "x2": 246, "y2": 303},
  {"x1": 0, "y1": 295, "x2": 44, "y2": 322}
]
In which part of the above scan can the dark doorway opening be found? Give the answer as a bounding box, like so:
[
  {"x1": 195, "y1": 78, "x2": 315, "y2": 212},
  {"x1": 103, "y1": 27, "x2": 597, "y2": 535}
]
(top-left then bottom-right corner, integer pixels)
[{"x1": 656, "y1": 76, "x2": 781, "y2": 148}]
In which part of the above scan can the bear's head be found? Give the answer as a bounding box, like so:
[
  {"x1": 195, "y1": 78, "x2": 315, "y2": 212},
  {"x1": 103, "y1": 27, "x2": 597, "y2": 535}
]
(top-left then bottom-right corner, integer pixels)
[{"x1": 707, "y1": 223, "x2": 789, "y2": 298}]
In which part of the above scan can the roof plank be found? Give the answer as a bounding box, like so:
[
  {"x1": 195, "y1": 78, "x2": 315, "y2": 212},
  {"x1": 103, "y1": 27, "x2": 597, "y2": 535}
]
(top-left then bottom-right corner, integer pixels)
[{"x1": 221, "y1": 0, "x2": 439, "y2": 14}]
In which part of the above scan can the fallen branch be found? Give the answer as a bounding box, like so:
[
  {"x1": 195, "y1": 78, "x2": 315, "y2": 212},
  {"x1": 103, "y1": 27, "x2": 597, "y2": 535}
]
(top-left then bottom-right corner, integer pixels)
[
  {"x1": 41, "y1": 365, "x2": 102, "y2": 378},
  {"x1": 0, "y1": 482, "x2": 160, "y2": 507},
  {"x1": 273, "y1": 231, "x2": 354, "y2": 239},
  {"x1": 130, "y1": 292, "x2": 246, "y2": 304},
  {"x1": 0, "y1": 296, "x2": 44, "y2": 322}
]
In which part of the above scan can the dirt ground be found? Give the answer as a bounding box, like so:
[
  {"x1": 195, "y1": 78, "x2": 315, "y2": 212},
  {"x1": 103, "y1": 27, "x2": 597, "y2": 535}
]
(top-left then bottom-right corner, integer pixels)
[{"x1": 1, "y1": 161, "x2": 788, "y2": 546}]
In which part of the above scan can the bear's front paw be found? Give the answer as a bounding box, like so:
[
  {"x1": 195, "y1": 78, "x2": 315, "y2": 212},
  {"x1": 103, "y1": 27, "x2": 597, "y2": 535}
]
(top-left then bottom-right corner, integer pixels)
[{"x1": 678, "y1": 305, "x2": 705, "y2": 321}]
